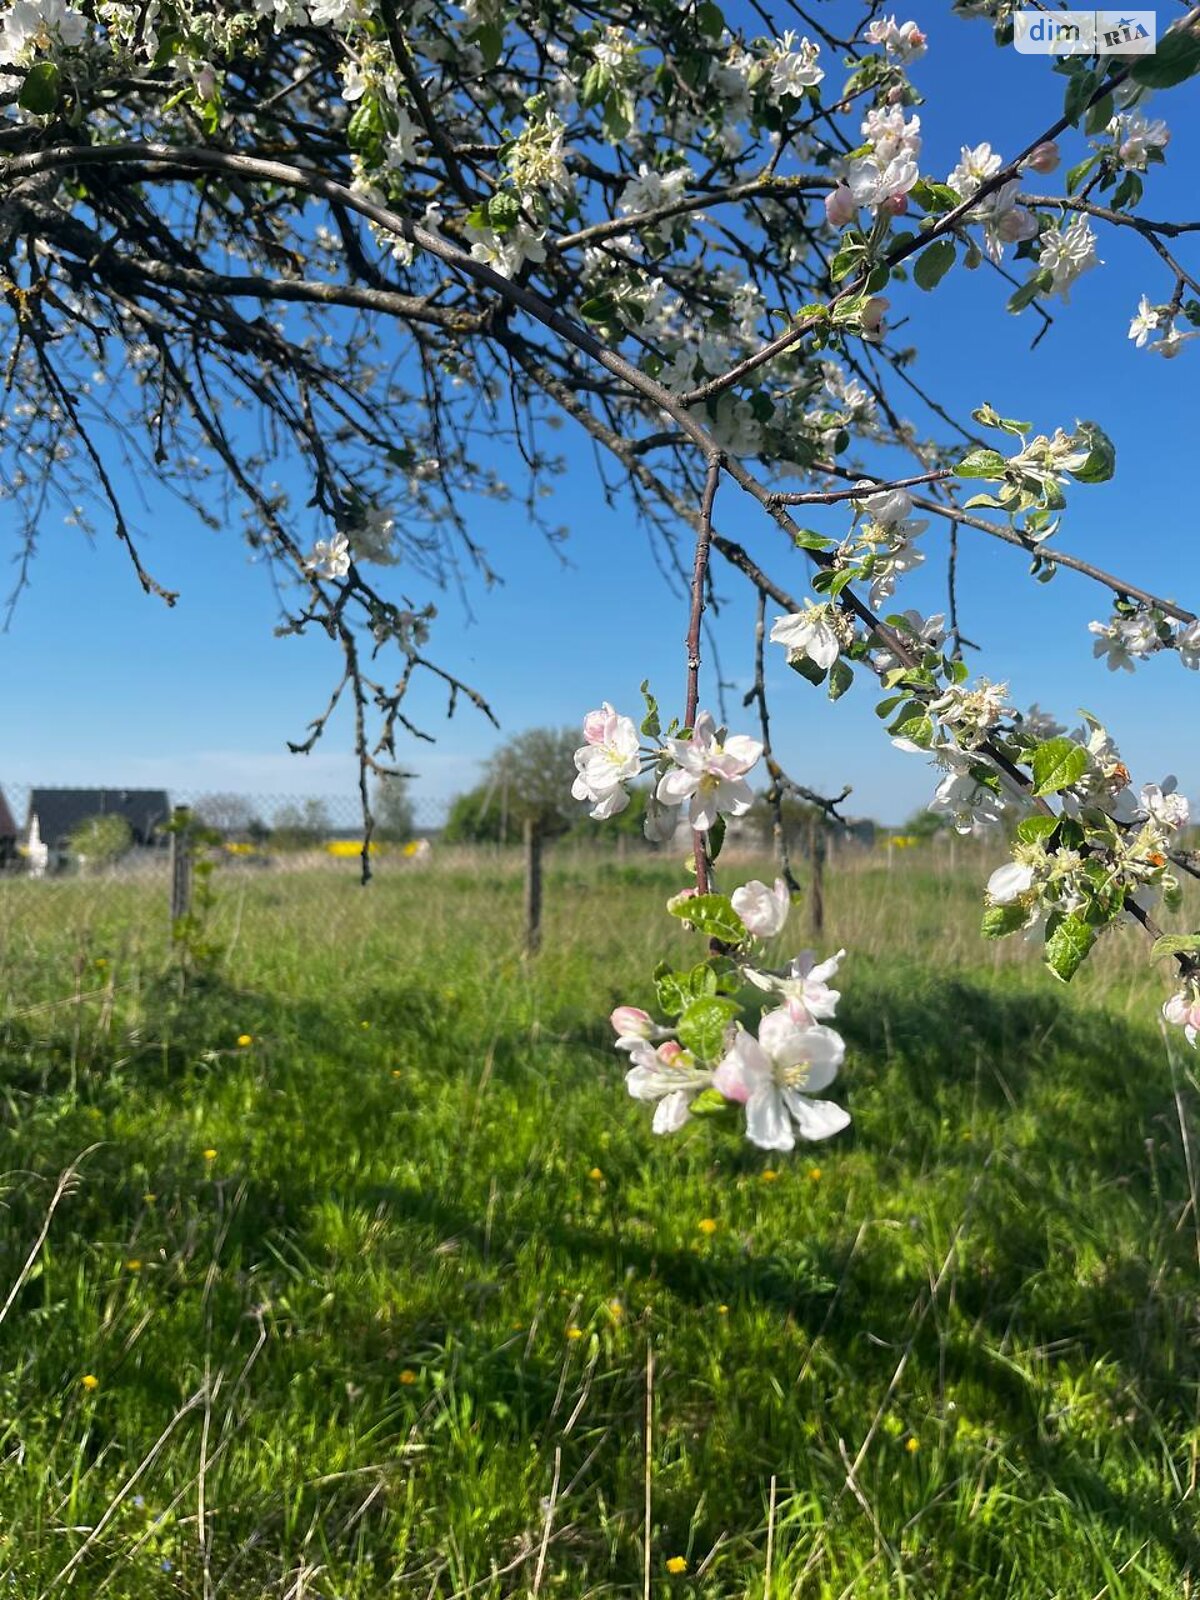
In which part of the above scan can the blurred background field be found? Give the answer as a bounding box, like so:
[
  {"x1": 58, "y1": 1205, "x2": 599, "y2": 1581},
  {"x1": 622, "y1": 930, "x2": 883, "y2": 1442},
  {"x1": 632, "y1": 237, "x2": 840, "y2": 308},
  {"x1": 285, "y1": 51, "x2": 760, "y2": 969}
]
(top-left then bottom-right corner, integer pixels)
[{"x1": 0, "y1": 841, "x2": 1198, "y2": 1598}]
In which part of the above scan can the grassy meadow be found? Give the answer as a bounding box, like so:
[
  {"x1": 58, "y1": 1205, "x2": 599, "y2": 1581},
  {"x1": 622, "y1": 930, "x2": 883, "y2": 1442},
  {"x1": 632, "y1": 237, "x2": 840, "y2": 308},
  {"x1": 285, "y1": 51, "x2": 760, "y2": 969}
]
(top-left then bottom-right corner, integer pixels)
[{"x1": 0, "y1": 845, "x2": 1198, "y2": 1598}]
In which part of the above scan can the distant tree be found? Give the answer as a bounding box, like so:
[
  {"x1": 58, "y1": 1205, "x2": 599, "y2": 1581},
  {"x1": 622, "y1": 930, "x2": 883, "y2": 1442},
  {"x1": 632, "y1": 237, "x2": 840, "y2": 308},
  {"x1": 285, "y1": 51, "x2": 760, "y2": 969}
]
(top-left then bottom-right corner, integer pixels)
[
  {"x1": 898, "y1": 807, "x2": 948, "y2": 841},
  {"x1": 193, "y1": 793, "x2": 259, "y2": 837},
  {"x1": 373, "y1": 774, "x2": 415, "y2": 843},
  {"x1": 438, "y1": 728, "x2": 576, "y2": 843},
  {"x1": 271, "y1": 798, "x2": 333, "y2": 851},
  {"x1": 68, "y1": 813, "x2": 133, "y2": 870}
]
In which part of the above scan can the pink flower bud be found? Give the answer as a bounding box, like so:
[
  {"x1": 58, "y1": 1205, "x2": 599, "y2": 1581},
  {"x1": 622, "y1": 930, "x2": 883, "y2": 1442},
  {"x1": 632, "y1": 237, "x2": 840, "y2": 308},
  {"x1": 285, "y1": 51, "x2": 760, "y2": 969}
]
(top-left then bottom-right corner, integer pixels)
[
  {"x1": 824, "y1": 184, "x2": 858, "y2": 229},
  {"x1": 884, "y1": 192, "x2": 908, "y2": 217},
  {"x1": 886, "y1": 84, "x2": 907, "y2": 105},
  {"x1": 1025, "y1": 140, "x2": 1060, "y2": 175},
  {"x1": 656, "y1": 1040, "x2": 683, "y2": 1065},
  {"x1": 611, "y1": 1006, "x2": 652, "y2": 1040}
]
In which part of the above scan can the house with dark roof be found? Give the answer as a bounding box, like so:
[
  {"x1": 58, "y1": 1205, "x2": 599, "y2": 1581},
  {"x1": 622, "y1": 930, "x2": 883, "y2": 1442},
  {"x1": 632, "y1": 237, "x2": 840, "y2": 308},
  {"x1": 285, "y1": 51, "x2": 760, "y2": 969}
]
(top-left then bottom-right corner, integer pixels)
[
  {"x1": 25, "y1": 789, "x2": 171, "y2": 869},
  {"x1": 0, "y1": 787, "x2": 16, "y2": 866}
]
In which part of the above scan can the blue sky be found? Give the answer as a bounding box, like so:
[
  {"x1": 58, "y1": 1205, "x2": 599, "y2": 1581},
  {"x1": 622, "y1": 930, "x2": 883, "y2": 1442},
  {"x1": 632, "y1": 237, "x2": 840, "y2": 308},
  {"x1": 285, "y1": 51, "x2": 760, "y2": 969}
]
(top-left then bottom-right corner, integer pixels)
[{"x1": 3, "y1": 6, "x2": 1198, "y2": 823}]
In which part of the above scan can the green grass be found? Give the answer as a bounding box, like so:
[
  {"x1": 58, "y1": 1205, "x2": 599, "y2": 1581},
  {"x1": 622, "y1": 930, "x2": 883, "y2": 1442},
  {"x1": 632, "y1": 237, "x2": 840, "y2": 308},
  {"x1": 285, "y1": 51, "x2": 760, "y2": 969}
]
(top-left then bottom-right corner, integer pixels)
[{"x1": 0, "y1": 849, "x2": 1198, "y2": 1597}]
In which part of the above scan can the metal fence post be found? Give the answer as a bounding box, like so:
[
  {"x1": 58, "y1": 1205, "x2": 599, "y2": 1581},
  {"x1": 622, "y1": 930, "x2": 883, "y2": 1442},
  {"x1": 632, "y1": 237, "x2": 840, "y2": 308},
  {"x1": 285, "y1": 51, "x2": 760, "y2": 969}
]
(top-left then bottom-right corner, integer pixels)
[
  {"x1": 169, "y1": 804, "x2": 194, "y2": 931},
  {"x1": 523, "y1": 816, "x2": 543, "y2": 955}
]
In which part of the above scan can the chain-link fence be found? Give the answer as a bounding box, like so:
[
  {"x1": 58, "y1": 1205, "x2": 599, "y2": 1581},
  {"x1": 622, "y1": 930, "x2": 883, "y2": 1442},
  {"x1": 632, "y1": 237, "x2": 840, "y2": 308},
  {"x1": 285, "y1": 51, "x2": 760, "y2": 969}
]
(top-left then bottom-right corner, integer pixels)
[{"x1": 0, "y1": 780, "x2": 934, "y2": 964}]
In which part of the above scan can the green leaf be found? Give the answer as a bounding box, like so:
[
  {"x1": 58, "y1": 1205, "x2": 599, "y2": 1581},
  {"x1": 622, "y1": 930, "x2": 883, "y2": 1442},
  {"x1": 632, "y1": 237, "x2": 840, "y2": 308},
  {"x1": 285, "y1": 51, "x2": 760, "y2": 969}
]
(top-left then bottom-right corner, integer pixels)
[
  {"x1": 792, "y1": 528, "x2": 832, "y2": 552},
  {"x1": 1131, "y1": 25, "x2": 1200, "y2": 89},
  {"x1": 955, "y1": 447, "x2": 1008, "y2": 480},
  {"x1": 1016, "y1": 815, "x2": 1059, "y2": 845},
  {"x1": 1007, "y1": 277, "x2": 1043, "y2": 315},
  {"x1": 1044, "y1": 913, "x2": 1095, "y2": 983},
  {"x1": 473, "y1": 21, "x2": 504, "y2": 68},
  {"x1": 696, "y1": 1, "x2": 725, "y2": 39},
  {"x1": 1065, "y1": 153, "x2": 1099, "y2": 195},
  {"x1": 788, "y1": 653, "x2": 828, "y2": 687},
  {"x1": 913, "y1": 237, "x2": 956, "y2": 291},
  {"x1": 655, "y1": 960, "x2": 718, "y2": 1017},
  {"x1": 639, "y1": 679, "x2": 660, "y2": 739},
  {"x1": 677, "y1": 996, "x2": 740, "y2": 1063},
  {"x1": 707, "y1": 813, "x2": 727, "y2": 864},
  {"x1": 1083, "y1": 91, "x2": 1113, "y2": 136},
  {"x1": 1063, "y1": 67, "x2": 1100, "y2": 127},
  {"x1": 1070, "y1": 420, "x2": 1116, "y2": 484},
  {"x1": 828, "y1": 658, "x2": 854, "y2": 701},
  {"x1": 486, "y1": 190, "x2": 521, "y2": 231},
  {"x1": 909, "y1": 178, "x2": 961, "y2": 214},
  {"x1": 19, "y1": 60, "x2": 61, "y2": 115},
  {"x1": 667, "y1": 892, "x2": 748, "y2": 945},
  {"x1": 1031, "y1": 737, "x2": 1087, "y2": 797},
  {"x1": 982, "y1": 902, "x2": 1029, "y2": 939},
  {"x1": 1150, "y1": 933, "x2": 1200, "y2": 962},
  {"x1": 890, "y1": 710, "x2": 933, "y2": 748},
  {"x1": 688, "y1": 1085, "x2": 734, "y2": 1118}
]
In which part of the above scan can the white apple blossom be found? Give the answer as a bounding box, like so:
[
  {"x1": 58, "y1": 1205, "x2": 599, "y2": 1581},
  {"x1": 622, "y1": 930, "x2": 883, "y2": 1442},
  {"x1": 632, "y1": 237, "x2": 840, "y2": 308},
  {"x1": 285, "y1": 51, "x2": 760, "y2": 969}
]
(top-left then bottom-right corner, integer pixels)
[
  {"x1": 0, "y1": 0, "x2": 87, "y2": 64},
  {"x1": 466, "y1": 221, "x2": 547, "y2": 279},
  {"x1": 948, "y1": 142, "x2": 1002, "y2": 196},
  {"x1": 1153, "y1": 326, "x2": 1200, "y2": 359},
  {"x1": 1163, "y1": 988, "x2": 1200, "y2": 1049},
  {"x1": 987, "y1": 861, "x2": 1035, "y2": 903},
  {"x1": 1129, "y1": 295, "x2": 1161, "y2": 347},
  {"x1": 713, "y1": 1010, "x2": 849, "y2": 1150},
  {"x1": 824, "y1": 185, "x2": 858, "y2": 229},
  {"x1": 847, "y1": 107, "x2": 921, "y2": 211},
  {"x1": 1037, "y1": 218, "x2": 1100, "y2": 303},
  {"x1": 625, "y1": 1040, "x2": 712, "y2": 1134},
  {"x1": 1176, "y1": 620, "x2": 1200, "y2": 669},
  {"x1": 1139, "y1": 777, "x2": 1190, "y2": 831},
  {"x1": 1109, "y1": 110, "x2": 1170, "y2": 171},
  {"x1": 767, "y1": 32, "x2": 823, "y2": 99},
  {"x1": 656, "y1": 711, "x2": 762, "y2": 831},
  {"x1": 1089, "y1": 613, "x2": 1159, "y2": 672},
  {"x1": 305, "y1": 532, "x2": 350, "y2": 578},
  {"x1": 572, "y1": 702, "x2": 641, "y2": 819},
  {"x1": 864, "y1": 15, "x2": 927, "y2": 62},
  {"x1": 770, "y1": 601, "x2": 840, "y2": 671},
  {"x1": 743, "y1": 948, "x2": 844, "y2": 1026},
  {"x1": 731, "y1": 878, "x2": 791, "y2": 939}
]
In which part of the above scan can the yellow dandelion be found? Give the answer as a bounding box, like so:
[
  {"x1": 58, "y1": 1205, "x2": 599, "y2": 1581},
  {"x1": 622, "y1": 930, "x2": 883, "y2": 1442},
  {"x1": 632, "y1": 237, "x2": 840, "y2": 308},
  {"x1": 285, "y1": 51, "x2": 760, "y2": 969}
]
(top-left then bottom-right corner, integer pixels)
[
  {"x1": 905, "y1": 1436, "x2": 920, "y2": 1454},
  {"x1": 717, "y1": 1304, "x2": 729, "y2": 1316},
  {"x1": 360, "y1": 1021, "x2": 370, "y2": 1029},
  {"x1": 203, "y1": 1148, "x2": 218, "y2": 1163},
  {"x1": 399, "y1": 1369, "x2": 417, "y2": 1386},
  {"x1": 81, "y1": 1374, "x2": 99, "y2": 1392},
  {"x1": 391, "y1": 1068, "x2": 403, "y2": 1078},
  {"x1": 143, "y1": 1193, "x2": 156, "y2": 1204},
  {"x1": 761, "y1": 1169, "x2": 779, "y2": 1183},
  {"x1": 607, "y1": 1299, "x2": 624, "y2": 1320},
  {"x1": 95, "y1": 958, "x2": 108, "y2": 969},
  {"x1": 566, "y1": 1326, "x2": 584, "y2": 1341},
  {"x1": 126, "y1": 1260, "x2": 142, "y2": 1273},
  {"x1": 697, "y1": 1217, "x2": 718, "y2": 1236},
  {"x1": 236, "y1": 1034, "x2": 253, "y2": 1048},
  {"x1": 808, "y1": 1167, "x2": 822, "y2": 1181},
  {"x1": 588, "y1": 1167, "x2": 603, "y2": 1182},
  {"x1": 666, "y1": 1555, "x2": 688, "y2": 1576}
]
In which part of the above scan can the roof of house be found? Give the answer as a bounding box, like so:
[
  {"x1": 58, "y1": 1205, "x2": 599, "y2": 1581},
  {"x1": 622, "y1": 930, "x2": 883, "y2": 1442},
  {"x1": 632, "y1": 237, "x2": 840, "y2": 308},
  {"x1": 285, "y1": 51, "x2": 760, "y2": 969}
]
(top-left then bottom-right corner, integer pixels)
[
  {"x1": 0, "y1": 788, "x2": 15, "y2": 839},
  {"x1": 27, "y1": 789, "x2": 171, "y2": 845}
]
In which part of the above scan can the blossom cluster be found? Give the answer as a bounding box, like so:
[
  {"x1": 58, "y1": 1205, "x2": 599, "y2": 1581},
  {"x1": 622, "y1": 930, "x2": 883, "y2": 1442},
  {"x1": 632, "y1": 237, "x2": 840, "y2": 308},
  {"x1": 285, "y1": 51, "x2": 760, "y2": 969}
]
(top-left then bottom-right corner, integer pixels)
[
  {"x1": 571, "y1": 703, "x2": 762, "y2": 840},
  {"x1": 616, "y1": 941, "x2": 850, "y2": 1152}
]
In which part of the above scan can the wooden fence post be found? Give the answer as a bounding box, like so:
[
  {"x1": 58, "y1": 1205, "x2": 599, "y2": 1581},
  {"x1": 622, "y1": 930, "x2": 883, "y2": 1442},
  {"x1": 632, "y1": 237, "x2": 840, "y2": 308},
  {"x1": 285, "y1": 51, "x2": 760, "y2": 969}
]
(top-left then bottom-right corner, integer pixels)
[
  {"x1": 808, "y1": 815, "x2": 825, "y2": 939},
  {"x1": 523, "y1": 816, "x2": 543, "y2": 955},
  {"x1": 169, "y1": 805, "x2": 194, "y2": 932}
]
